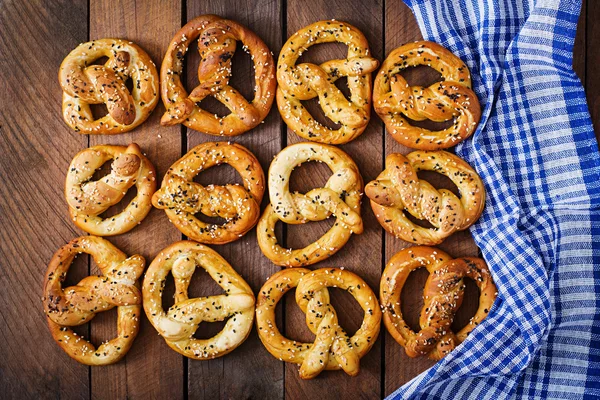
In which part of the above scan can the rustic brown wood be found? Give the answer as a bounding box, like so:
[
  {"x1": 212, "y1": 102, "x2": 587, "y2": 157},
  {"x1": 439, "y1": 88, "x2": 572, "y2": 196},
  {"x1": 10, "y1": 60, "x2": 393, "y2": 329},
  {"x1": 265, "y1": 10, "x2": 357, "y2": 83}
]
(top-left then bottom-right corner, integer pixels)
[
  {"x1": 586, "y1": 0, "x2": 600, "y2": 141},
  {"x1": 87, "y1": 1, "x2": 184, "y2": 399},
  {"x1": 574, "y1": 0, "x2": 586, "y2": 85}
]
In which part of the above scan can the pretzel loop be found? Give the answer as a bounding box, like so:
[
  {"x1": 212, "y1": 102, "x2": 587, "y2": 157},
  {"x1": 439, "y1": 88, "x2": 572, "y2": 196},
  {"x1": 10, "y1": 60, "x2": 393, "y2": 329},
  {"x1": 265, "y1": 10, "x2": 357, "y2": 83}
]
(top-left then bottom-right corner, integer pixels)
[
  {"x1": 257, "y1": 143, "x2": 363, "y2": 267},
  {"x1": 256, "y1": 268, "x2": 381, "y2": 379},
  {"x1": 43, "y1": 236, "x2": 144, "y2": 365},
  {"x1": 381, "y1": 246, "x2": 496, "y2": 360},
  {"x1": 143, "y1": 241, "x2": 255, "y2": 359},
  {"x1": 277, "y1": 20, "x2": 379, "y2": 144}
]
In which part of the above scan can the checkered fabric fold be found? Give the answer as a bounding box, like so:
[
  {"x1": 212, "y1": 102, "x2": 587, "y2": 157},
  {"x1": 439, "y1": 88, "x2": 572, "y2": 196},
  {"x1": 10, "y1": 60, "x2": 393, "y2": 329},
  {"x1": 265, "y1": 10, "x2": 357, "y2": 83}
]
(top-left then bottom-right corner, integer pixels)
[{"x1": 388, "y1": 0, "x2": 600, "y2": 398}]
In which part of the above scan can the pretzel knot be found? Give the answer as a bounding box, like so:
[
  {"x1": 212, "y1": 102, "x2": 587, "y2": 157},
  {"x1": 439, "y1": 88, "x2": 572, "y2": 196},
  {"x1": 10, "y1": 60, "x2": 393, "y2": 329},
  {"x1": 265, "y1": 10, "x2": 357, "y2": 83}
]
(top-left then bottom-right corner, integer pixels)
[
  {"x1": 257, "y1": 143, "x2": 363, "y2": 267},
  {"x1": 277, "y1": 20, "x2": 379, "y2": 144},
  {"x1": 65, "y1": 143, "x2": 157, "y2": 236},
  {"x1": 152, "y1": 142, "x2": 264, "y2": 244},
  {"x1": 365, "y1": 151, "x2": 485, "y2": 245},
  {"x1": 42, "y1": 236, "x2": 145, "y2": 365},
  {"x1": 143, "y1": 241, "x2": 255, "y2": 359},
  {"x1": 380, "y1": 246, "x2": 496, "y2": 360},
  {"x1": 160, "y1": 15, "x2": 276, "y2": 136},
  {"x1": 256, "y1": 268, "x2": 381, "y2": 379},
  {"x1": 374, "y1": 41, "x2": 481, "y2": 149},
  {"x1": 59, "y1": 39, "x2": 159, "y2": 134}
]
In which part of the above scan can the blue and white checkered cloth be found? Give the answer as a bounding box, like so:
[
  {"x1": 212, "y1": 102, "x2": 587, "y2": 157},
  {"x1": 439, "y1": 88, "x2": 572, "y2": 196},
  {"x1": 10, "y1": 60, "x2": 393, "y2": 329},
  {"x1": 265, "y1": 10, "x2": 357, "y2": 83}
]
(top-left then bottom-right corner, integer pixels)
[{"x1": 388, "y1": 0, "x2": 600, "y2": 398}]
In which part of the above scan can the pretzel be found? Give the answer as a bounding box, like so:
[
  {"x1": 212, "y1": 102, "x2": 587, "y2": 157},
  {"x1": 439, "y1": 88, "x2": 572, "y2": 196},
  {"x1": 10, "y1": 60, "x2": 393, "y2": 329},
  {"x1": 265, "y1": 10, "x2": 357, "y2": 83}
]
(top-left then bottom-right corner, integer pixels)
[
  {"x1": 42, "y1": 236, "x2": 144, "y2": 365},
  {"x1": 256, "y1": 268, "x2": 380, "y2": 379},
  {"x1": 160, "y1": 15, "x2": 276, "y2": 136},
  {"x1": 152, "y1": 142, "x2": 264, "y2": 244},
  {"x1": 374, "y1": 41, "x2": 481, "y2": 149},
  {"x1": 365, "y1": 151, "x2": 484, "y2": 245},
  {"x1": 65, "y1": 143, "x2": 157, "y2": 236},
  {"x1": 59, "y1": 39, "x2": 159, "y2": 134},
  {"x1": 257, "y1": 143, "x2": 363, "y2": 267},
  {"x1": 277, "y1": 20, "x2": 379, "y2": 144},
  {"x1": 380, "y1": 246, "x2": 496, "y2": 360},
  {"x1": 143, "y1": 241, "x2": 255, "y2": 359}
]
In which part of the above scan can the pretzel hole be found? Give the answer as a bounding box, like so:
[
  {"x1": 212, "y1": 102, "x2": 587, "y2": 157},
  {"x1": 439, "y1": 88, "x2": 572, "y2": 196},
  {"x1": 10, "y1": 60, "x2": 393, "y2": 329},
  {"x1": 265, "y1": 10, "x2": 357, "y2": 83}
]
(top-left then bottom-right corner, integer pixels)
[
  {"x1": 186, "y1": 266, "x2": 229, "y2": 339},
  {"x1": 89, "y1": 56, "x2": 109, "y2": 66},
  {"x1": 451, "y1": 277, "x2": 479, "y2": 332},
  {"x1": 400, "y1": 267, "x2": 430, "y2": 332},
  {"x1": 90, "y1": 103, "x2": 109, "y2": 120},
  {"x1": 90, "y1": 306, "x2": 118, "y2": 345}
]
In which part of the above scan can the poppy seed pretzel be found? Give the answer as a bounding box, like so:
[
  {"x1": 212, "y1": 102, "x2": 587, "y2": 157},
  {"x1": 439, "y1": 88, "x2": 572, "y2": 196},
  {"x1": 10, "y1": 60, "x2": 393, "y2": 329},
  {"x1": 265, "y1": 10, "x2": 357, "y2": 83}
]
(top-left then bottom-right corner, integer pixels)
[
  {"x1": 257, "y1": 143, "x2": 363, "y2": 267},
  {"x1": 374, "y1": 41, "x2": 481, "y2": 149},
  {"x1": 59, "y1": 38, "x2": 159, "y2": 134},
  {"x1": 380, "y1": 246, "x2": 496, "y2": 360},
  {"x1": 42, "y1": 236, "x2": 144, "y2": 365},
  {"x1": 143, "y1": 241, "x2": 255, "y2": 359},
  {"x1": 365, "y1": 151, "x2": 485, "y2": 245},
  {"x1": 152, "y1": 142, "x2": 264, "y2": 244},
  {"x1": 256, "y1": 268, "x2": 381, "y2": 379},
  {"x1": 65, "y1": 143, "x2": 157, "y2": 236},
  {"x1": 277, "y1": 20, "x2": 379, "y2": 144},
  {"x1": 160, "y1": 15, "x2": 276, "y2": 136}
]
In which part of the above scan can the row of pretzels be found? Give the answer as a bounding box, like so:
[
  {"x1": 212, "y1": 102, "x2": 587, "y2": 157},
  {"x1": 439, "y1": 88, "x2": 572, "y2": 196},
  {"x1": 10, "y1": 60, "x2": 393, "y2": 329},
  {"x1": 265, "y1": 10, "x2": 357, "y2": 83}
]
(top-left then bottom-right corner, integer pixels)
[{"x1": 44, "y1": 14, "x2": 497, "y2": 379}]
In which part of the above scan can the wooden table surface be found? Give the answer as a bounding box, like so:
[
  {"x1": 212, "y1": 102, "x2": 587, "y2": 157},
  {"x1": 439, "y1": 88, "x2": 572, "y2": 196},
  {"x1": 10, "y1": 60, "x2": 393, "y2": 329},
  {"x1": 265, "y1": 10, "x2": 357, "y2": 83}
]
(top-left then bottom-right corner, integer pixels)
[{"x1": 0, "y1": 0, "x2": 594, "y2": 399}]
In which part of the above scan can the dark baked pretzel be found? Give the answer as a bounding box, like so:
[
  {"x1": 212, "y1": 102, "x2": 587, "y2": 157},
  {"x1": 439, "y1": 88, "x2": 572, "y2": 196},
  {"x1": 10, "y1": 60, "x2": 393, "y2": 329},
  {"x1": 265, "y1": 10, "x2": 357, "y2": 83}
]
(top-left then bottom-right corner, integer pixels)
[
  {"x1": 152, "y1": 142, "x2": 264, "y2": 244},
  {"x1": 374, "y1": 41, "x2": 481, "y2": 149},
  {"x1": 143, "y1": 241, "x2": 255, "y2": 359},
  {"x1": 277, "y1": 20, "x2": 379, "y2": 144},
  {"x1": 366, "y1": 151, "x2": 485, "y2": 245},
  {"x1": 257, "y1": 143, "x2": 363, "y2": 267},
  {"x1": 42, "y1": 236, "x2": 144, "y2": 365},
  {"x1": 59, "y1": 39, "x2": 159, "y2": 134},
  {"x1": 65, "y1": 143, "x2": 157, "y2": 236},
  {"x1": 160, "y1": 15, "x2": 276, "y2": 136},
  {"x1": 380, "y1": 246, "x2": 496, "y2": 360},
  {"x1": 256, "y1": 268, "x2": 381, "y2": 379}
]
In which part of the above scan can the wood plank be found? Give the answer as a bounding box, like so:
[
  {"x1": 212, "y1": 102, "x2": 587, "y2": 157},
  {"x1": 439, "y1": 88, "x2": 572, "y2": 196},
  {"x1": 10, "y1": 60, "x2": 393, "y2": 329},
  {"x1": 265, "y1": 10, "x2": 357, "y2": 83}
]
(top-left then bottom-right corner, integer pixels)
[
  {"x1": 0, "y1": 1, "x2": 90, "y2": 399},
  {"x1": 183, "y1": 1, "x2": 284, "y2": 399},
  {"x1": 88, "y1": 1, "x2": 184, "y2": 399},
  {"x1": 573, "y1": 0, "x2": 586, "y2": 85},
  {"x1": 383, "y1": 0, "x2": 480, "y2": 394},
  {"x1": 283, "y1": 0, "x2": 383, "y2": 398},
  {"x1": 586, "y1": 0, "x2": 600, "y2": 142}
]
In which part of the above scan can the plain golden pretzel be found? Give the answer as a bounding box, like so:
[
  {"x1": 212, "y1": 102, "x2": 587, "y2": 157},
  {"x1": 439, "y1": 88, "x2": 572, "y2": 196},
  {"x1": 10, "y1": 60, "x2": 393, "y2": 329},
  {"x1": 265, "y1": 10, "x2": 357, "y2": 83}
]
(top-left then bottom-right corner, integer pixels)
[
  {"x1": 65, "y1": 143, "x2": 157, "y2": 236},
  {"x1": 160, "y1": 15, "x2": 276, "y2": 136},
  {"x1": 257, "y1": 143, "x2": 363, "y2": 267},
  {"x1": 42, "y1": 236, "x2": 144, "y2": 365},
  {"x1": 152, "y1": 142, "x2": 264, "y2": 244},
  {"x1": 256, "y1": 268, "x2": 381, "y2": 379},
  {"x1": 374, "y1": 41, "x2": 481, "y2": 149},
  {"x1": 277, "y1": 20, "x2": 379, "y2": 144},
  {"x1": 365, "y1": 151, "x2": 485, "y2": 245},
  {"x1": 59, "y1": 39, "x2": 159, "y2": 134},
  {"x1": 143, "y1": 241, "x2": 255, "y2": 359},
  {"x1": 380, "y1": 246, "x2": 496, "y2": 360}
]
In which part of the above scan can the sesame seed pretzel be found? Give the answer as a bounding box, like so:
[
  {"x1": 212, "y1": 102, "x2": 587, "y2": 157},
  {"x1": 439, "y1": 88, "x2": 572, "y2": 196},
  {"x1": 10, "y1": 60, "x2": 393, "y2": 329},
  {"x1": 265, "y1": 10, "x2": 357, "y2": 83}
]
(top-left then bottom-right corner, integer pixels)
[
  {"x1": 380, "y1": 246, "x2": 496, "y2": 360},
  {"x1": 42, "y1": 236, "x2": 145, "y2": 365},
  {"x1": 374, "y1": 41, "x2": 481, "y2": 149},
  {"x1": 143, "y1": 241, "x2": 255, "y2": 359},
  {"x1": 65, "y1": 143, "x2": 157, "y2": 236},
  {"x1": 59, "y1": 39, "x2": 159, "y2": 134},
  {"x1": 160, "y1": 15, "x2": 276, "y2": 136},
  {"x1": 365, "y1": 151, "x2": 485, "y2": 245},
  {"x1": 277, "y1": 20, "x2": 379, "y2": 144},
  {"x1": 152, "y1": 142, "x2": 264, "y2": 244},
  {"x1": 256, "y1": 268, "x2": 381, "y2": 379},
  {"x1": 257, "y1": 143, "x2": 363, "y2": 267}
]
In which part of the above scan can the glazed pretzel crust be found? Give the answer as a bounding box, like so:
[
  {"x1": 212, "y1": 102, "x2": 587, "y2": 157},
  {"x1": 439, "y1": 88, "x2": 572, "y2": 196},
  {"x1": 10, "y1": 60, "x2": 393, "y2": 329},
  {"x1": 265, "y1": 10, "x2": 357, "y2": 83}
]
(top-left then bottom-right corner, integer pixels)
[
  {"x1": 374, "y1": 41, "x2": 481, "y2": 150},
  {"x1": 256, "y1": 268, "x2": 381, "y2": 379},
  {"x1": 42, "y1": 236, "x2": 144, "y2": 365},
  {"x1": 160, "y1": 15, "x2": 276, "y2": 136},
  {"x1": 257, "y1": 143, "x2": 363, "y2": 267},
  {"x1": 277, "y1": 20, "x2": 379, "y2": 144},
  {"x1": 366, "y1": 151, "x2": 485, "y2": 245},
  {"x1": 380, "y1": 246, "x2": 496, "y2": 360},
  {"x1": 59, "y1": 38, "x2": 159, "y2": 134},
  {"x1": 152, "y1": 142, "x2": 264, "y2": 244},
  {"x1": 65, "y1": 143, "x2": 157, "y2": 236},
  {"x1": 143, "y1": 241, "x2": 255, "y2": 359}
]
